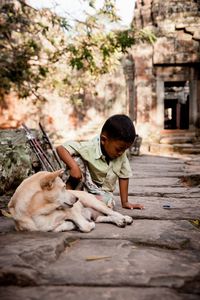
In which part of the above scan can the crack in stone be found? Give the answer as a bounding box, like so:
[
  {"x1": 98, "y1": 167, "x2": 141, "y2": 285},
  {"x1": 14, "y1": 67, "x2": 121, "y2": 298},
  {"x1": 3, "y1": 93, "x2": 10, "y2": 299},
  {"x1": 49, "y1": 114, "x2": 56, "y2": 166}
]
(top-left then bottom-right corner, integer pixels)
[
  {"x1": 149, "y1": 273, "x2": 200, "y2": 294},
  {"x1": 0, "y1": 266, "x2": 39, "y2": 286},
  {"x1": 18, "y1": 238, "x2": 73, "y2": 269},
  {"x1": 176, "y1": 272, "x2": 200, "y2": 294}
]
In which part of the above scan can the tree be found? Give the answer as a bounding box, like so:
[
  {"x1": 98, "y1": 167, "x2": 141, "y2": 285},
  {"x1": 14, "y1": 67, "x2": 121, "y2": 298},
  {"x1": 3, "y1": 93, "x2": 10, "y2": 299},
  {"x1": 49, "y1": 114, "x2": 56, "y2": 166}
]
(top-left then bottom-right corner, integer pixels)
[
  {"x1": 0, "y1": 0, "x2": 156, "y2": 106},
  {"x1": 0, "y1": 0, "x2": 68, "y2": 102}
]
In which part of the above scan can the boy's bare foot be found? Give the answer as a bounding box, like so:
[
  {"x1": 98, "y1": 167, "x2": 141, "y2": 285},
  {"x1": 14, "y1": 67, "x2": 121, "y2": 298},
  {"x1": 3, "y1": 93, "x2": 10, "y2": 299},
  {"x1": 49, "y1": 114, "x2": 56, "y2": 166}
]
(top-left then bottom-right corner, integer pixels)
[{"x1": 122, "y1": 203, "x2": 144, "y2": 210}]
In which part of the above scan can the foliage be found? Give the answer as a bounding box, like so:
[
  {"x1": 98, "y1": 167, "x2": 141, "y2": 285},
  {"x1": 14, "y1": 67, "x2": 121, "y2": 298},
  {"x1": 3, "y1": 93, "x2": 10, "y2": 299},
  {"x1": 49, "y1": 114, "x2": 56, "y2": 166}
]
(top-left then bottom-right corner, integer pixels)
[
  {"x1": 0, "y1": 0, "x2": 156, "y2": 105},
  {"x1": 0, "y1": 0, "x2": 68, "y2": 101}
]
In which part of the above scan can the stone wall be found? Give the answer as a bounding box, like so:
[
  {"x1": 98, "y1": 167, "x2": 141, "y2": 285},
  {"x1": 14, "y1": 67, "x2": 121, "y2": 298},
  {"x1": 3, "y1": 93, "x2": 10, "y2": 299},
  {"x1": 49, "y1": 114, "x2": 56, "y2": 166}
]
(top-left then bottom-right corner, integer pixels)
[
  {"x1": 0, "y1": 129, "x2": 34, "y2": 195},
  {"x1": 0, "y1": 66, "x2": 127, "y2": 142},
  {"x1": 0, "y1": 128, "x2": 59, "y2": 195}
]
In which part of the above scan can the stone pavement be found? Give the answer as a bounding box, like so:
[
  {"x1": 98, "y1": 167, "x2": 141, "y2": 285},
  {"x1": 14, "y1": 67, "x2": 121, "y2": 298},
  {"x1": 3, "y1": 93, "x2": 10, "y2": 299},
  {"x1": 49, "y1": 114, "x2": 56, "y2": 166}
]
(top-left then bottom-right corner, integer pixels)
[{"x1": 0, "y1": 154, "x2": 200, "y2": 300}]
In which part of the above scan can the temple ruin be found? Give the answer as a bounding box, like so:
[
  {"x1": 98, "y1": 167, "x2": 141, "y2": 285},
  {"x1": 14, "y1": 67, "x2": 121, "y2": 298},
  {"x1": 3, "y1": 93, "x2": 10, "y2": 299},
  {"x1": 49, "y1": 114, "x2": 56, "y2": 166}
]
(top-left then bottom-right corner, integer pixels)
[{"x1": 129, "y1": 0, "x2": 200, "y2": 154}]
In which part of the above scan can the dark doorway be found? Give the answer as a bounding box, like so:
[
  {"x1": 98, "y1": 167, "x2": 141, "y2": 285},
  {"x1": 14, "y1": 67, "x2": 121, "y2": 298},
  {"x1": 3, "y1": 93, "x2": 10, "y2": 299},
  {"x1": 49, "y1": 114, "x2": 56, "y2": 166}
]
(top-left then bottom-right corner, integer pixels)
[
  {"x1": 180, "y1": 95, "x2": 189, "y2": 129},
  {"x1": 164, "y1": 81, "x2": 189, "y2": 129},
  {"x1": 164, "y1": 99, "x2": 177, "y2": 129}
]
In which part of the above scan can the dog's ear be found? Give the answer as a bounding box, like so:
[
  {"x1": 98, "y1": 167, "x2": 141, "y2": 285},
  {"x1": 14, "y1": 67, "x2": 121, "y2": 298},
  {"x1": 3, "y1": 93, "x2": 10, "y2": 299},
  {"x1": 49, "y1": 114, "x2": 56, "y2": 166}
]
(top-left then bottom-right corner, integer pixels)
[
  {"x1": 40, "y1": 169, "x2": 64, "y2": 190},
  {"x1": 54, "y1": 169, "x2": 65, "y2": 177}
]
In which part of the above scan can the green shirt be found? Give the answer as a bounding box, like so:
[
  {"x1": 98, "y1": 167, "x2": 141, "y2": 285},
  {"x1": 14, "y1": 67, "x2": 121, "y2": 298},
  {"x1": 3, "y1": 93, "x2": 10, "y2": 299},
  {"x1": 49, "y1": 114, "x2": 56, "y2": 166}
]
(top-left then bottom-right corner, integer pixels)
[{"x1": 63, "y1": 136, "x2": 132, "y2": 193}]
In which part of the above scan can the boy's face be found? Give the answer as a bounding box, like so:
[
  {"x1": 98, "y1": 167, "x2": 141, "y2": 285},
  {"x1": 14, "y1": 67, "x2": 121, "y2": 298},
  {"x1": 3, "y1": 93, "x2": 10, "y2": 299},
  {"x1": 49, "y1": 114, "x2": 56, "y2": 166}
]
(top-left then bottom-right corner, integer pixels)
[{"x1": 101, "y1": 136, "x2": 132, "y2": 160}]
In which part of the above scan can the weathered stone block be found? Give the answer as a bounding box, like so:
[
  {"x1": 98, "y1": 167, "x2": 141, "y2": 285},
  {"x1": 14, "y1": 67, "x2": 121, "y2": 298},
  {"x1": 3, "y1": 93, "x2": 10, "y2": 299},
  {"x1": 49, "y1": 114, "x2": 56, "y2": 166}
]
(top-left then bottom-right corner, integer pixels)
[
  {"x1": 193, "y1": 30, "x2": 200, "y2": 41},
  {"x1": 153, "y1": 37, "x2": 175, "y2": 64},
  {"x1": 185, "y1": 25, "x2": 199, "y2": 34},
  {"x1": 0, "y1": 129, "x2": 37, "y2": 195},
  {"x1": 141, "y1": 7, "x2": 152, "y2": 26}
]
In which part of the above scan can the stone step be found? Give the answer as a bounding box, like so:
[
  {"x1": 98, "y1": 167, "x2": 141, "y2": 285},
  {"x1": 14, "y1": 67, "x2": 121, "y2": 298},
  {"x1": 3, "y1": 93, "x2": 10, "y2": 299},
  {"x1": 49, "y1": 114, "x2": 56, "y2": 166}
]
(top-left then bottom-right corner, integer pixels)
[
  {"x1": 160, "y1": 130, "x2": 196, "y2": 137},
  {"x1": 149, "y1": 143, "x2": 174, "y2": 155},
  {"x1": 181, "y1": 147, "x2": 200, "y2": 155},
  {"x1": 160, "y1": 136, "x2": 195, "y2": 144},
  {"x1": 174, "y1": 144, "x2": 200, "y2": 153},
  {"x1": 148, "y1": 143, "x2": 200, "y2": 155},
  {"x1": 173, "y1": 143, "x2": 195, "y2": 149}
]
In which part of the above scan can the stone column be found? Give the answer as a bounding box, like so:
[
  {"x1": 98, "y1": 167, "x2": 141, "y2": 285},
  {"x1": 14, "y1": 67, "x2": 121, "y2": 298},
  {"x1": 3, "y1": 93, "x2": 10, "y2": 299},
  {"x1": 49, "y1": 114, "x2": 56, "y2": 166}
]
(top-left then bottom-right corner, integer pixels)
[
  {"x1": 123, "y1": 57, "x2": 135, "y2": 121},
  {"x1": 197, "y1": 79, "x2": 200, "y2": 128},
  {"x1": 189, "y1": 80, "x2": 198, "y2": 129},
  {"x1": 156, "y1": 79, "x2": 164, "y2": 129}
]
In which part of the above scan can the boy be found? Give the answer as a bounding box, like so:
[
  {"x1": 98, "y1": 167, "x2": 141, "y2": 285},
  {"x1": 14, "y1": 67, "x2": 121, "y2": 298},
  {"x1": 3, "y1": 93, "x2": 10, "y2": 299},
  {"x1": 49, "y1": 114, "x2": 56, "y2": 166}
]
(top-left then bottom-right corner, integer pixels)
[{"x1": 56, "y1": 114, "x2": 144, "y2": 210}]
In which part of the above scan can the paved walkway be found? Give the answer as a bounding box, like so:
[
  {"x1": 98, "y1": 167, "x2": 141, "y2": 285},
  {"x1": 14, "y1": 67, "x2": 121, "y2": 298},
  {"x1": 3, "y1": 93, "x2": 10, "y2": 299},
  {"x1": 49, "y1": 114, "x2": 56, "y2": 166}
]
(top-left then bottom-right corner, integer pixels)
[{"x1": 0, "y1": 154, "x2": 200, "y2": 300}]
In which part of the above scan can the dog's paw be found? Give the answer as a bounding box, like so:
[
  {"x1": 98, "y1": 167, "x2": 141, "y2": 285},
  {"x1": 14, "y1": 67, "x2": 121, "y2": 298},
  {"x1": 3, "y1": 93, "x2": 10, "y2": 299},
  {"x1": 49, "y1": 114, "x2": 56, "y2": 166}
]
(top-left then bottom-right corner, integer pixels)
[
  {"x1": 79, "y1": 221, "x2": 95, "y2": 233},
  {"x1": 113, "y1": 216, "x2": 126, "y2": 228},
  {"x1": 124, "y1": 215, "x2": 133, "y2": 225},
  {"x1": 54, "y1": 221, "x2": 76, "y2": 232},
  {"x1": 89, "y1": 221, "x2": 96, "y2": 230}
]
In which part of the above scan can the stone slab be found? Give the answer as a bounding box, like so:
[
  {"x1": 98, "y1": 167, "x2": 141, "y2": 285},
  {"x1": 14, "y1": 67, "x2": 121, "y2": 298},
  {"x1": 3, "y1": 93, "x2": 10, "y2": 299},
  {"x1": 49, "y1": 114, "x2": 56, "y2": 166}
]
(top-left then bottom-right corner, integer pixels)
[
  {"x1": 1, "y1": 235, "x2": 200, "y2": 289},
  {"x1": 116, "y1": 196, "x2": 200, "y2": 220},
  {"x1": 65, "y1": 219, "x2": 200, "y2": 250},
  {"x1": 131, "y1": 155, "x2": 184, "y2": 165},
  {"x1": 1, "y1": 219, "x2": 199, "y2": 250},
  {"x1": 0, "y1": 286, "x2": 199, "y2": 300},
  {"x1": 18, "y1": 240, "x2": 200, "y2": 288},
  {"x1": 131, "y1": 171, "x2": 185, "y2": 178},
  {"x1": 129, "y1": 177, "x2": 181, "y2": 186},
  {"x1": 0, "y1": 225, "x2": 199, "y2": 291},
  {"x1": 115, "y1": 185, "x2": 200, "y2": 197}
]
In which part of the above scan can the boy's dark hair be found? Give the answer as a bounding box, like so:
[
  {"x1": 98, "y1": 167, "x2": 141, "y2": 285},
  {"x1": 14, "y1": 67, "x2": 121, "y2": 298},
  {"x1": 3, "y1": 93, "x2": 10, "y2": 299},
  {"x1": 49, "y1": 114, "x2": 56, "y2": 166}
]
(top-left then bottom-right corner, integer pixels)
[{"x1": 101, "y1": 114, "x2": 136, "y2": 143}]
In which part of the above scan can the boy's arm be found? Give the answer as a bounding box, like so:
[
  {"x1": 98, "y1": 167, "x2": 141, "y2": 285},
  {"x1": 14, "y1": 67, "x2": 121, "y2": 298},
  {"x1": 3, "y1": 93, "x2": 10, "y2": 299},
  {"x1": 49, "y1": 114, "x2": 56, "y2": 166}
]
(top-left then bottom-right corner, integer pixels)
[
  {"x1": 56, "y1": 145, "x2": 82, "y2": 179},
  {"x1": 119, "y1": 178, "x2": 144, "y2": 209}
]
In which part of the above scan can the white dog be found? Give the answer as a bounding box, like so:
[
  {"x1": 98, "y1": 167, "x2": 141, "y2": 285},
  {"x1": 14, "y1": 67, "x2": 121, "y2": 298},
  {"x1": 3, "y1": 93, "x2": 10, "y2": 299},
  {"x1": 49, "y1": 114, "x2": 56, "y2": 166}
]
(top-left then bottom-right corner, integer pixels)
[{"x1": 8, "y1": 169, "x2": 133, "y2": 232}]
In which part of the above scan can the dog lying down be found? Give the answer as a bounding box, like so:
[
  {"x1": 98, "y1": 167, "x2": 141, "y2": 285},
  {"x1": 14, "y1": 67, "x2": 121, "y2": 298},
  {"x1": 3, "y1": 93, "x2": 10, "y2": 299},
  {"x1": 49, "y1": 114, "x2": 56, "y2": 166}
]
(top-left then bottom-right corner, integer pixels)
[{"x1": 8, "y1": 169, "x2": 133, "y2": 233}]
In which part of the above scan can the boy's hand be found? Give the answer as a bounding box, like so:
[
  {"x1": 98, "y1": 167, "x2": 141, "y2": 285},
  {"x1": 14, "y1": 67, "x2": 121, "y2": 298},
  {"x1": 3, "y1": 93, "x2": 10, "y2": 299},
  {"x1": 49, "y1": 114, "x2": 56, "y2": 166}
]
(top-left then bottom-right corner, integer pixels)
[
  {"x1": 66, "y1": 165, "x2": 82, "y2": 189},
  {"x1": 122, "y1": 202, "x2": 144, "y2": 210},
  {"x1": 70, "y1": 165, "x2": 82, "y2": 180}
]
